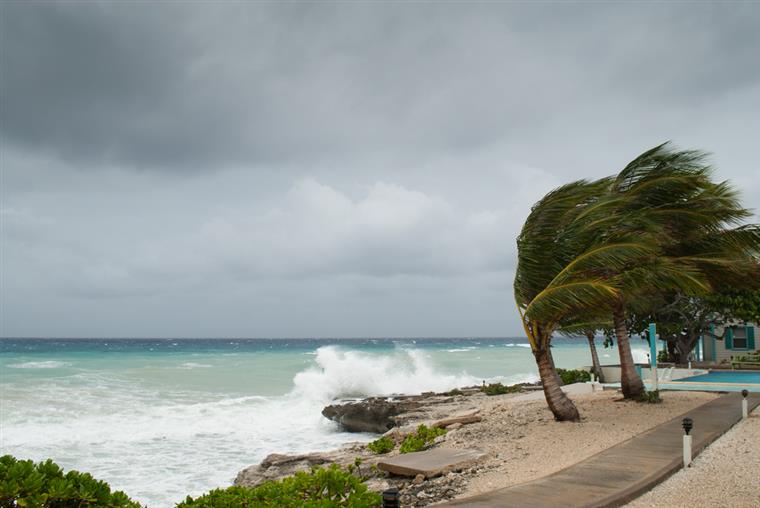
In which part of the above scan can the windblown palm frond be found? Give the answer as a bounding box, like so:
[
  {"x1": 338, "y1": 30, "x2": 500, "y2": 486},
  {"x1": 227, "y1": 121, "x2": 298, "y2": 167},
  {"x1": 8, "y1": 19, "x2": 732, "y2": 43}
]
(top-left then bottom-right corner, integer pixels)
[
  {"x1": 514, "y1": 142, "x2": 758, "y2": 407},
  {"x1": 524, "y1": 280, "x2": 620, "y2": 323}
]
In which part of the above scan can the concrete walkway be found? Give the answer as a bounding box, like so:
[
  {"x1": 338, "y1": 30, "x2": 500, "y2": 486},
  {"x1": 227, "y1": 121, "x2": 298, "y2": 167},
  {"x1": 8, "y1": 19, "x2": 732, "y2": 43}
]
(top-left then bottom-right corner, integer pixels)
[{"x1": 446, "y1": 392, "x2": 760, "y2": 508}]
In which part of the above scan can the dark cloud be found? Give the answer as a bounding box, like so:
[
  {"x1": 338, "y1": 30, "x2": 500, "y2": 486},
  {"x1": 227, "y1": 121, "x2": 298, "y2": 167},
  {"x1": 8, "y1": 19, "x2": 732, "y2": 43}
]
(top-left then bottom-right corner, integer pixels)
[
  {"x1": 3, "y1": 2, "x2": 759, "y2": 171},
  {"x1": 1, "y1": 1, "x2": 759, "y2": 337}
]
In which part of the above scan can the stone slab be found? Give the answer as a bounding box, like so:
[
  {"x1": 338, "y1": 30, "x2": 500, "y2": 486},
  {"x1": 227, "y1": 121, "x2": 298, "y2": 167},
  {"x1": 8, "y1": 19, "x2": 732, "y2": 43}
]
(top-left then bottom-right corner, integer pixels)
[{"x1": 377, "y1": 448, "x2": 487, "y2": 478}]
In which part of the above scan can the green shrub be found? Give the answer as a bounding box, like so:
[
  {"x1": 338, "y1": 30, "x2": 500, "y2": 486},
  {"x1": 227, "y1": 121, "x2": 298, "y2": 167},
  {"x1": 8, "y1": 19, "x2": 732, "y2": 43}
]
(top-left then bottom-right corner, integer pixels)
[
  {"x1": 367, "y1": 436, "x2": 395, "y2": 454},
  {"x1": 556, "y1": 368, "x2": 592, "y2": 385},
  {"x1": 443, "y1": 388, "x2": 465, "y2": 396},
  {"x1": 480, "y1": 382, "x2": 522, "y2": 396},
  {"x1": 177, "y1": 463, "x2": 381, "y2": 507},
  {"x1": 657, "y1": 350, "x2": 670, "y2": 363},
  {"x1": 399, "y1": 424, "x2": 447, "y2": 454},
  {"x1": 0, "y1": 455, "x2": 142, "y2": 508},
  {"x1": 638, "y1": 390, "x2": 662, "y2": 404},
  {"x1": 735, "y1": 351, "x2": 760, "y2": 362}
]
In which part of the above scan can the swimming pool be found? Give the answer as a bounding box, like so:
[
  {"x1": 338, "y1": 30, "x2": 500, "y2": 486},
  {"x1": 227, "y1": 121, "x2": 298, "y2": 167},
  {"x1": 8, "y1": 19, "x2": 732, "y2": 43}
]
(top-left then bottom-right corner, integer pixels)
[
  {"x1": 651, "y1": 369, "x2": 760, "y2": 392},
  {"x1": 674, "y1": 370, "x2": 760, "y2": 384}
]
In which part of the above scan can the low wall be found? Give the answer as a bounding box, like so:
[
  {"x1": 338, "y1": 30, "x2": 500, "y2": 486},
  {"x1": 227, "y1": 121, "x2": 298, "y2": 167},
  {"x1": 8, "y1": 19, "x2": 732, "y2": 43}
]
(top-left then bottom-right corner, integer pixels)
[{"x1": 593, "y1": 365, "x2": 706, "y2": 383}]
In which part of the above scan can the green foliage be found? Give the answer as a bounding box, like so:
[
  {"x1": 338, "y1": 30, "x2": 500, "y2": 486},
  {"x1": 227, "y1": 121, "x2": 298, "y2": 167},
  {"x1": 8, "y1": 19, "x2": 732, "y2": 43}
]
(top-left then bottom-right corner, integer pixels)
[
  {"x1": 657, "y1": 350, "x2": 670, "y2": 363},
  {"x1": 705, "y1": 290, "x2": 760, "y2": 324},
  {"x1": 0, "y1": 455, "x2": 142, "y2": 508},
  {"x1": 556, "y1": 368, "x2": 592, "y2": 385},
  {"x1": 734, "y1": 351, "x2": 760, "y2": 362},
  {"x1": 366, "y1": 436, "x2": 394, "y2": 455},
  {"x1": 443, "y1": 388, "x2": 465, "y2": 396},
  {"x1": 480, "y1": 383, "x2": 522, "y2": 396},
  {"x1": 177, "y1": 463, "x2": 381, "y2": 508},
  {"x1": 516, "y1": 142, "x2": 760, "y2": 346},
  {"x1": 399, "y1": 425, "x2": 447, "y2": 454},
  {"x1": 638, "y1": 390, "x2": 662, "y2": 404}
]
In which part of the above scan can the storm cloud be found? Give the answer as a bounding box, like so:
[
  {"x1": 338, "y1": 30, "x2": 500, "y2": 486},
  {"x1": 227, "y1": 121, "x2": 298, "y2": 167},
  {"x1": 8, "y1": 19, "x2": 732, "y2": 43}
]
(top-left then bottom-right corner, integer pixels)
[{"x1": 2, "y1": 1, "x2": 759, "y2": 338}]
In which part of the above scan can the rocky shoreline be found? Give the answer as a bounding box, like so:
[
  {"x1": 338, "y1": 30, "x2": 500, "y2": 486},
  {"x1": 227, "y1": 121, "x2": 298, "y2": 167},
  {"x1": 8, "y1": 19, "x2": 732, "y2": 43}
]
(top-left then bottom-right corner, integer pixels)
[
  {"x1": 234, "y1": 387, "x2": 718, "y2": 507},
  {"x1": 235, "y1": 387, "x2": 509, "y2": 506}
]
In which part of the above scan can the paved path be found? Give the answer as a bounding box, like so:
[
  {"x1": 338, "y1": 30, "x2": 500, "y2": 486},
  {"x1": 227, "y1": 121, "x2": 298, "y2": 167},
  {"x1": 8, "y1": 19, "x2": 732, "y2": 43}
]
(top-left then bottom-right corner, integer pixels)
[{"x1": 446, "y1": 392, "x2": 760, "y2": 508}]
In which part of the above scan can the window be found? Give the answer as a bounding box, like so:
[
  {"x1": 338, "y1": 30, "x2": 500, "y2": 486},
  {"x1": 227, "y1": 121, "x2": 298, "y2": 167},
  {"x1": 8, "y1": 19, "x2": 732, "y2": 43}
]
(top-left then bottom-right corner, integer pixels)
[{"x1": 732, "y1": 327, "x2": 748, "y2": 349}]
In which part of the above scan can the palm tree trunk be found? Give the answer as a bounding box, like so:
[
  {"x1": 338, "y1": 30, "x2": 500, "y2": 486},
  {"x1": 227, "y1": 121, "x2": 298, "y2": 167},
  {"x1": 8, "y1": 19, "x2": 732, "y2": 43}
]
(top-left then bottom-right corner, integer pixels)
[
  {"x1": 534, "y1": 346, "x2": 580, "y2": 421},
  {"x1": 585, "y1": 331, "x2": 605, "y2": 383},
  {"x1": 612, "y1": 300, "x2": 645, "y2": 399}
]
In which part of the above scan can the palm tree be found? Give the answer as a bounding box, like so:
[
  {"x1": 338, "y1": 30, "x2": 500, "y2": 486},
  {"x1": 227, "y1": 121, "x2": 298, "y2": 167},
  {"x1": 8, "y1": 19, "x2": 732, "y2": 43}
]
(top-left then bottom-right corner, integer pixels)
[
  {"x1": 516, "y1": 143, "x2": 756, "y2": 404},
  {"x1": 557, "y1": 316, "x2": 610, "y2": 383},
  {"x1": 595, "y1": 144, "x2": 758, "y2": 397},
  {"x1": 516, "y1": 143, "x2": 760, "y2": 413},
  {"x1": 515, "y1": 178, "x2": 654, "y2": 420},
  {"x1": 584, "y1": 330, "x2": 605, "y2": 383}
]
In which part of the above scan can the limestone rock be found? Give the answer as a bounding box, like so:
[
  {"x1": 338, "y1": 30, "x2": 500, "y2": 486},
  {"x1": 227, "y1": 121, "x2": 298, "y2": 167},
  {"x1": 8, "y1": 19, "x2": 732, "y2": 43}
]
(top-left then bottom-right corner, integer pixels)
[
  {"x1": 322, "y1": 398, "x2": 422, "y2": 433},
  {"x1": 234, "y1": 443, "x2": 370, "y2": 488}
]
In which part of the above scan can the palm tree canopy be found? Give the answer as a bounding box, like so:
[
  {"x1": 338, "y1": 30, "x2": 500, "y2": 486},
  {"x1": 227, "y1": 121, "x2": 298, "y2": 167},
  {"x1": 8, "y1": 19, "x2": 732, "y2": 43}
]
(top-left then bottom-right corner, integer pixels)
[{"x1": 514, "y1": 142, "x2": 759, "y2": 343}]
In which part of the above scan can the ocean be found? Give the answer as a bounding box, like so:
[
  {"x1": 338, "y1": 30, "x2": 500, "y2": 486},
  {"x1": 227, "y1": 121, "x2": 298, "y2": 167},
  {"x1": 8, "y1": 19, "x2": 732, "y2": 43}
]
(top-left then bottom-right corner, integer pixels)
[{"x1": 0, "y1": 337, "x2": 649, "y2": 507}]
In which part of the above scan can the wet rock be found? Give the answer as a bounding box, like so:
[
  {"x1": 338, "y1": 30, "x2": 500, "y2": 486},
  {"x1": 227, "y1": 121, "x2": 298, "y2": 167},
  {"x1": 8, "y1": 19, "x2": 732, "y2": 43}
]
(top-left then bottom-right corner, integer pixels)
[{"x1": 321, "y1": 398, "x2": 422, "y2": 433}]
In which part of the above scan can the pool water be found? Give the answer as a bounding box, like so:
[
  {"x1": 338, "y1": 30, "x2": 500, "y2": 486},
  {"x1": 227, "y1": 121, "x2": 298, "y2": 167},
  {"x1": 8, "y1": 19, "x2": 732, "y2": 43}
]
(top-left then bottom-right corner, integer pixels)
[{"x1": 674, "y1": 370, "x2": 760, "y2": 385}]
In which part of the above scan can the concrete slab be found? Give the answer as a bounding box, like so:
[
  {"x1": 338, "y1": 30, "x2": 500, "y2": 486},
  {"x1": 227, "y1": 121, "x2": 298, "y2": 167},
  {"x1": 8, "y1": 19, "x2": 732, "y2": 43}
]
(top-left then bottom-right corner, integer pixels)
[{"x1": 377, "y1": 448, "x2": 487, "y2": 478}]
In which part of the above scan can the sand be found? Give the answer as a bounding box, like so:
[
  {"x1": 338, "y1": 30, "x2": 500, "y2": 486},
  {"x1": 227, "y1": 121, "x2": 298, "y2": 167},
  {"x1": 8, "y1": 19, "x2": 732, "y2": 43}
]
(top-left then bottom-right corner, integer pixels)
[
  {"x1": 437, "y1": 389, "x2": 718, "y2": 498},
  {"x1": 625, "y1": 406, "x2": 760, "y2": 508}
]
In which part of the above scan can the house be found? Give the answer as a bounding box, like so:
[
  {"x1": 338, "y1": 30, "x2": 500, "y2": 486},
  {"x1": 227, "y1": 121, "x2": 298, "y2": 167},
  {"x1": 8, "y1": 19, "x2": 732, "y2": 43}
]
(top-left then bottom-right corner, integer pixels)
[{"x1": 701, "y1": 322, "x2": 757, "y2": 363}]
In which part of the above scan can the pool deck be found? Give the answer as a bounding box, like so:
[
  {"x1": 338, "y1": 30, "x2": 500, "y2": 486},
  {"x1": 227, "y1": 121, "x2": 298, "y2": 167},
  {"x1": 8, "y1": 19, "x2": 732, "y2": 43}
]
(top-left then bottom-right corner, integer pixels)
[{"x1": 445, "y1": 392, "x2": 760, "y2": 508}]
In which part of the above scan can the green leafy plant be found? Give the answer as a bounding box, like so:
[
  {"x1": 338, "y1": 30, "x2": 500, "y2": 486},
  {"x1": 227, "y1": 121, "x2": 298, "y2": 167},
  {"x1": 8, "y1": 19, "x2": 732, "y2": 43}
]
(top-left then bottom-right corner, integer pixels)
[
  {"x1": 177, "y1": 463, "x2": 381, "y2": 507},
  {"x1": 399, "y1": 424, "x2": 447, "y2": 454},
  {"x1": 443, "y1": 388, "x2": 465, "y2": 396},
  {"x1": 734, "y1": 351, "x2": 760, "y2": 362},
  {"x1": 638, "y1": 390, "x2": 662, "y2": 404},
  {"x1": 367, "y1": 436, "x2": 394, "y2": 454},
  {"x1": 0, "y1": 455, "x2": 142, "y2": 508},
  {"x1": 480, "y1": 382, "x2": 523, "y2": 395},
  {"x1": 657, "y1": 350, "x2": 670, "y2": 363},
  {"x1": 556, "y1": 368, "x2": 592, "y2": 385}
]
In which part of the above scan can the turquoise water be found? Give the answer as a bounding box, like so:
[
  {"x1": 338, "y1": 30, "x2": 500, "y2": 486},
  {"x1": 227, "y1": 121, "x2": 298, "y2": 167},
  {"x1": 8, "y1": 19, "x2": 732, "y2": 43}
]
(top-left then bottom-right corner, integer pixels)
[{"x1": 0, "y1": 338, "x2": 648, "y2": 507}]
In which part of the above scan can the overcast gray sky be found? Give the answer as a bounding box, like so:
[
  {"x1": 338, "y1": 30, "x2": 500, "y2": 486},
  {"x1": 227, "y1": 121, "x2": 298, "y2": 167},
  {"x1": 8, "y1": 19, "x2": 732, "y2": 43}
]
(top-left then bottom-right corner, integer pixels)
[{"x1": 2, "y1": 1, "x2": 759, "y2": 338}]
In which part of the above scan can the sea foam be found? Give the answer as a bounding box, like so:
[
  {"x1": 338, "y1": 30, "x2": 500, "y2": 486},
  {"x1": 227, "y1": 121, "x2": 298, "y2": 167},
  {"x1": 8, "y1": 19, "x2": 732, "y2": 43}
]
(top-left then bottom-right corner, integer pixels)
[
  {"x1": 292, "y1": 346, "x2": 482, "y2": 401},
  {"x1": 8, "y1": 360, "x2": 70, "y2": 369}
]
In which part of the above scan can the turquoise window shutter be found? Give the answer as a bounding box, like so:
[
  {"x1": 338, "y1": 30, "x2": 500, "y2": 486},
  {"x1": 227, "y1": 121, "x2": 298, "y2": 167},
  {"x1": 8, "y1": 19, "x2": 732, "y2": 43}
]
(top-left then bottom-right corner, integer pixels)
[
  {"x1": 747, "y1": 326, "x2": 756, "y2": 351},
  {"x1": 725, "y1": 327, "x2": 733, "y2": 350}
]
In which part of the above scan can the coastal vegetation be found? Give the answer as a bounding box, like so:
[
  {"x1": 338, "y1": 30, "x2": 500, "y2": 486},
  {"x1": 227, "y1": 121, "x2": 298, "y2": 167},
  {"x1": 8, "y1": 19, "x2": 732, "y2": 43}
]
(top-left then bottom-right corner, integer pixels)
[
  {"x1": 480, "y1": 382, "x2": 522, "y2": 395},
  {"x1": 367, "y1": 436, "x2": 395, "y2": 454},
  {"x1": 0, "y1": 455, "x2": 141, "y2": 508},
  {"x1": 399, "y1": 424, "x2": 447, "y2": 454},
  {"x1": 626, "y1": 287, "x2": 760, "y2": 364},
  {"x1": 179, "y1": 464, "x2": 381, "y2": 507},
  {"x1": 0, "y1": 455, "x2": 382, "y2": 508},
  {"x1": 639, "y1": 390, "x2": 663, "y2": 404},
  {"x1": 556, "y1": 368, "x2": 592, "y2": 385},
  {"x1": 514, "y1": 143, "x2": 760, "y2": 420}
]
